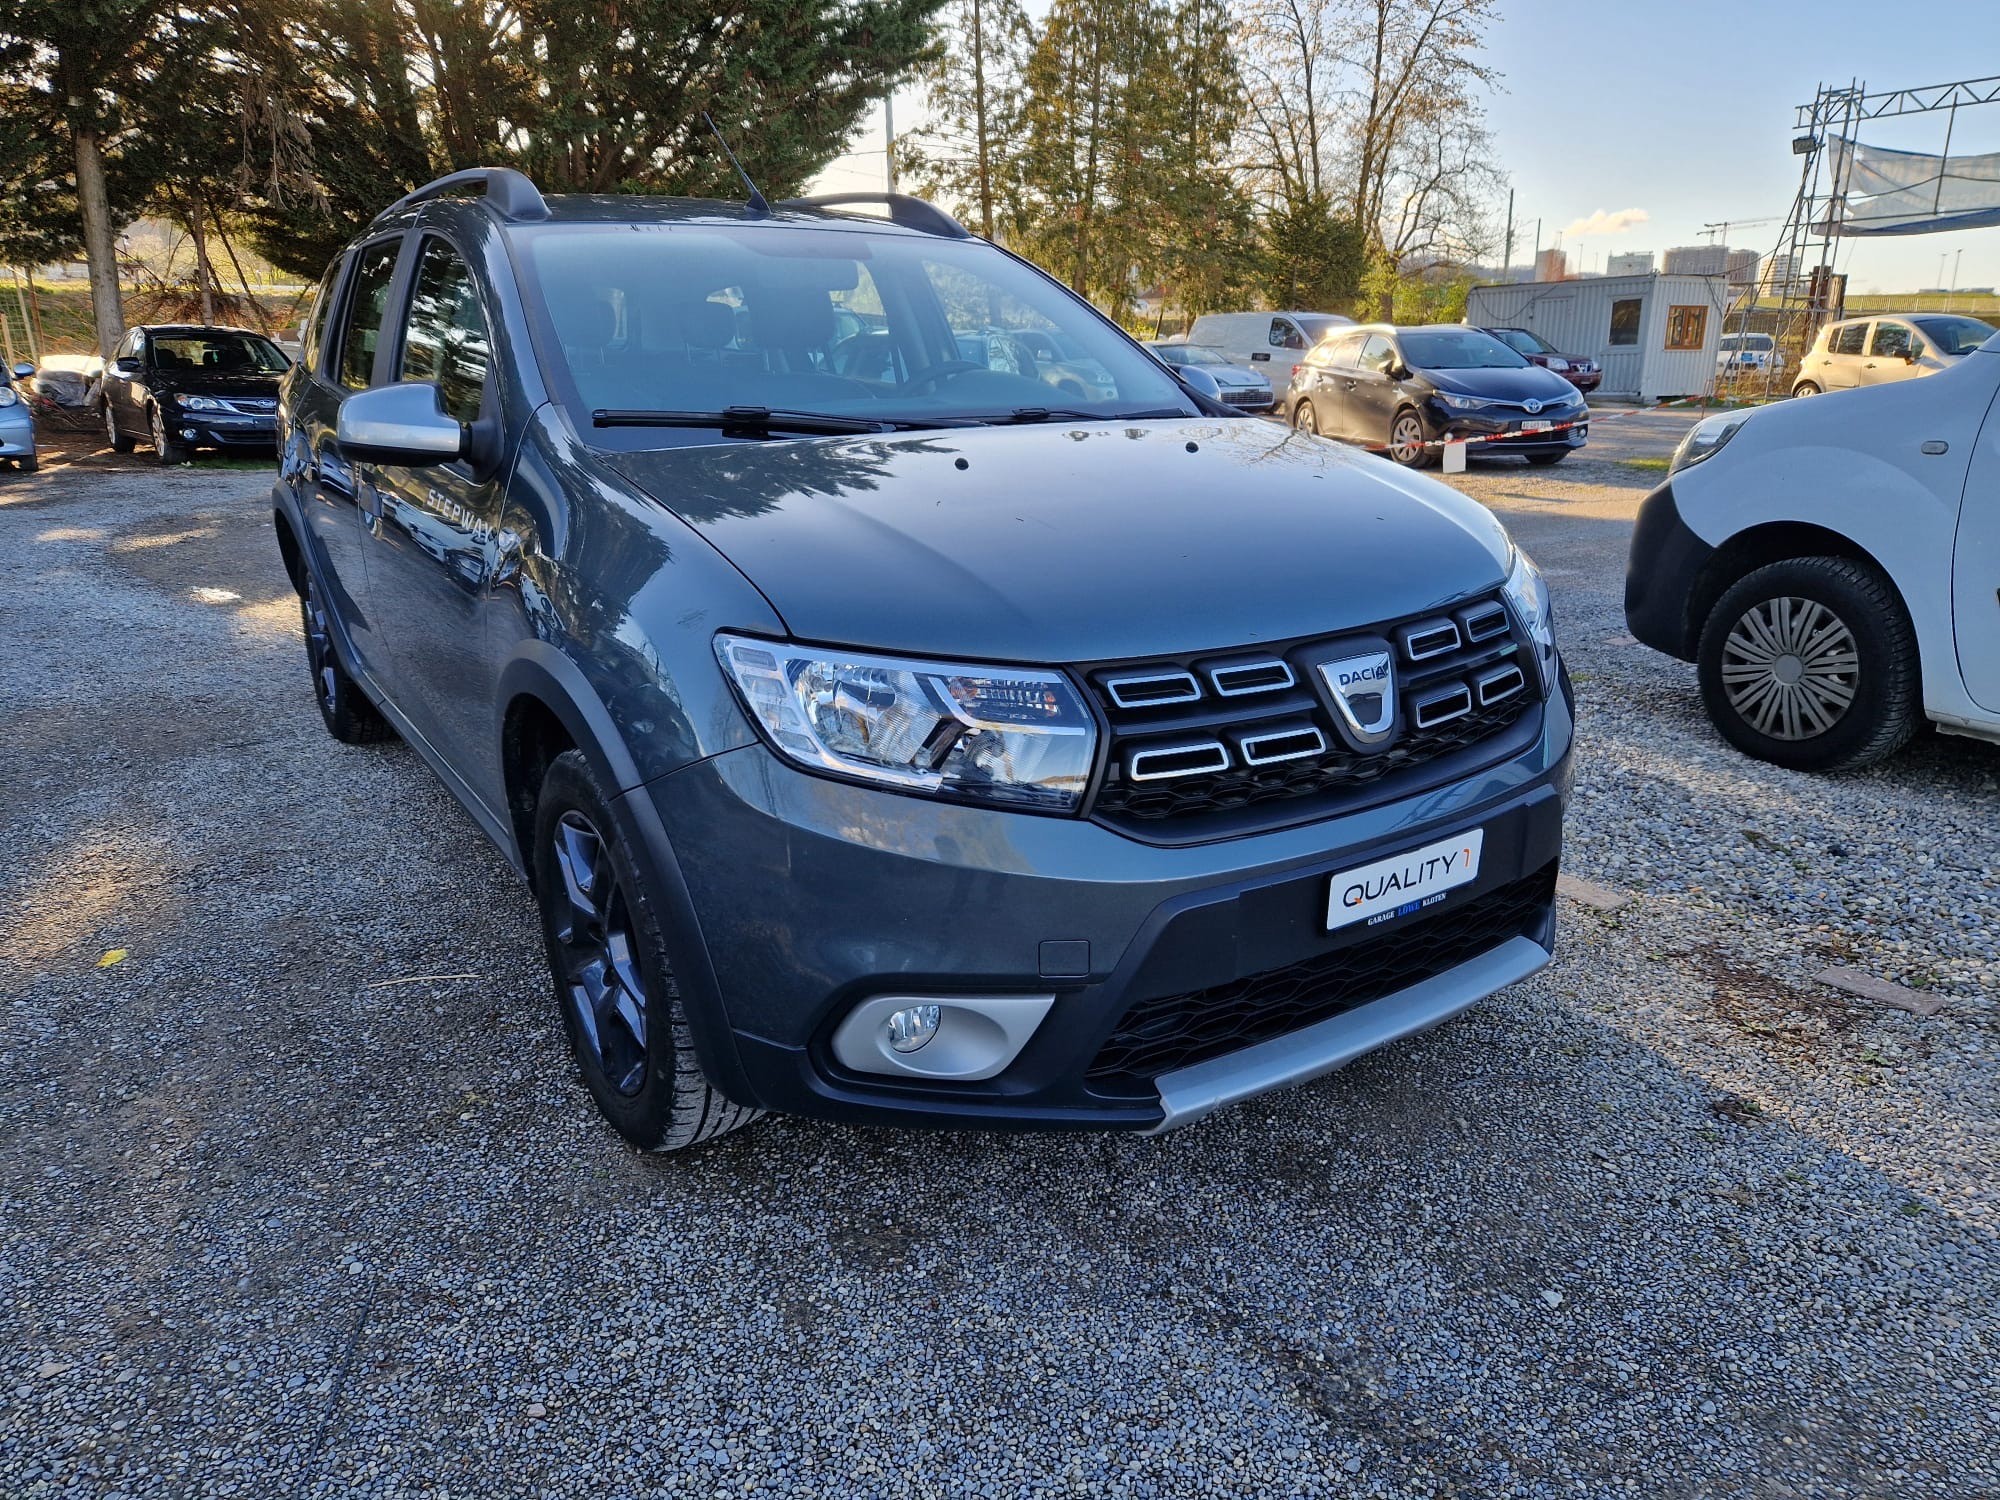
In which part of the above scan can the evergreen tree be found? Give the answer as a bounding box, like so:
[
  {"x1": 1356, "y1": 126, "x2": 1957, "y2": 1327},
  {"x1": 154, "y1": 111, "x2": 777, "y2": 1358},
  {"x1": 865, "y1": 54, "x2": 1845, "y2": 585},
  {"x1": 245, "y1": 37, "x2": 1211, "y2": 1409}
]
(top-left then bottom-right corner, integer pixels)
[{"x1": 903, "y1": 0, "x2": 1031, "y2": 239}]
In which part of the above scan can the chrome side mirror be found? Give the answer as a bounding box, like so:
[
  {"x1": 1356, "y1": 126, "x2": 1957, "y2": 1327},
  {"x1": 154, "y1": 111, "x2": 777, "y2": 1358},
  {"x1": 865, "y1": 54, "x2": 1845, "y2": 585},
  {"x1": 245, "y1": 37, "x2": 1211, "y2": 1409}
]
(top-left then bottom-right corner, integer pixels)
[{"x1": 337, "y1": 382, "x2": 465, "y2": 466}]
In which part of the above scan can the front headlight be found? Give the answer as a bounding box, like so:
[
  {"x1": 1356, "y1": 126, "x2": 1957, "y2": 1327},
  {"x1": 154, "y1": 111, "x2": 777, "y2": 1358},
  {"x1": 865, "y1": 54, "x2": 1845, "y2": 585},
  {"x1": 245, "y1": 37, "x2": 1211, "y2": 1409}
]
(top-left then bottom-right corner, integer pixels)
[
  {"x1": 178, "y1": 395, "x2": 222, "y2": 411},
  {"x1": 716, "y1": 634, "x2": 1097, "y2": 813},
  {"x1": 0, "y1": 388, "x2": 17, "y2": 408},
  {"x1": 1502, "y1": 547, "x2": 1558, "y2": 692},
  {"x1": 1546, "y1": 358, "x2": 1570, "y2": 372},
  {"x1": 1434, "y1": 391, "x2": 1497, "y2": 411},
  {"x1": 1668, "y1": 410, "x2": 1751, "y2": 475}
]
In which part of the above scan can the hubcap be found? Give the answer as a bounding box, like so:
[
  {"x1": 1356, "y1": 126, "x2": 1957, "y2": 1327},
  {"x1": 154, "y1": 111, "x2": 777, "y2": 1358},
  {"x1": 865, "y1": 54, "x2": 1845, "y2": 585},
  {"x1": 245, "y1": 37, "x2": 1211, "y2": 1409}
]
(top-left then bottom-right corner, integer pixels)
[
  {"x1": 550, "y1": 811, "x2": 650, "y2": 1096},
  {"x1": 1296, "y1": 404, "x2": 1316, "y2": 434},
  {"x1": 301, "y1": 580, "x2": 338, "y2": 712},
  {"x1": 1721, "y1": 594, "x2": 1859, "y2": 740},
  {"x1": 1392, "y1": 415, "x2": 1424, "y2": 462}
]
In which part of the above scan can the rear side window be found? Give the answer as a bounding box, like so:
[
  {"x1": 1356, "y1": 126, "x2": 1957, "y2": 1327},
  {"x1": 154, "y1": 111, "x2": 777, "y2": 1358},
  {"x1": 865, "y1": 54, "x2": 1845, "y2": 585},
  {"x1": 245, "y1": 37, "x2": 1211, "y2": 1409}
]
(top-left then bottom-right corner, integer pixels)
[
  {"x1": 398, "y1": 238, "x2": 492, "y2": 422},
  {"x1": 1830, "y1": 323, "x2": 1867, "y2": 357},
  {"x1": 303, "y1": 262, "x2": 342, "y2": 370},
  {"x1": 337, "y1": 239, "x2": 403, "y2": 391}
]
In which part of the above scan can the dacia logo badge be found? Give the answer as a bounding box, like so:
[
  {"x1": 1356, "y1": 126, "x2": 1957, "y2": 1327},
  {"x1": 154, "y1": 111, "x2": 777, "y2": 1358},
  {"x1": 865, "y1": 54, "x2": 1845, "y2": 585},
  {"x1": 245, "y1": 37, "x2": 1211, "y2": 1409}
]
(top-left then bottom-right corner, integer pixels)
[
  {"x1": 1318, "y1": 651, "x2": 1396, "y2": 746},
  {"x1": 1524, "y1": 398, "x2": 1543, "y2": 415}
]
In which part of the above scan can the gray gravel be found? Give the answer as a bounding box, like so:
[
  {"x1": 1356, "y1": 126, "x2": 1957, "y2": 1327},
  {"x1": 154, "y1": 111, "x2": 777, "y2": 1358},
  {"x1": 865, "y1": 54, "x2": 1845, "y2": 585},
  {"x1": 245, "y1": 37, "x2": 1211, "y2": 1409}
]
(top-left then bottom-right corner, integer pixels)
[{"x1": 2, "y1": 421, "x2": 1994, "y2": 1498}]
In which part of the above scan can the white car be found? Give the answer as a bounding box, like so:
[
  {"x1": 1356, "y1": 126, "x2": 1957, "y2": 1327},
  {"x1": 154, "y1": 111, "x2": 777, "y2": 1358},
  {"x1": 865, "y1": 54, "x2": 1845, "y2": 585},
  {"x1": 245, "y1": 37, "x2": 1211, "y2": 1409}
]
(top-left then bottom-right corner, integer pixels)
[
  {"x1": 1183, "y1": 310, "x2": 1353, "y2": 390},
  {"x1": 1716, "y1": 332, "x2": 1780, "y2": 376},
  {"x1": 1792, "y1": 313, "x2": 1993, "y2": 396},
  {"x1": 1625, "y1": 331, "x2": 2000, "y2": 769}
]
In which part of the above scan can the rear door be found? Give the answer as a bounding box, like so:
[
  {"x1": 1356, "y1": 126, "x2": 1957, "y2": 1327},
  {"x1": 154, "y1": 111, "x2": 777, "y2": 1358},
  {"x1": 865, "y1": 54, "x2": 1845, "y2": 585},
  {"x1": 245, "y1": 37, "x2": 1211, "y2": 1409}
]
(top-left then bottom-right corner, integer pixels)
[
  {"x1": 360, "y1": 231, "x2": 511, "y2": 806},
  {"x1": 1954, "y1": 387, "x2": 2000, "y2": 711},
  {"x1": 1860, "y1": 320, "x2": 1920, "y2": 386},
  {"x1": 1292, "y1": 331, "x2": 1359, "y2": 430}
]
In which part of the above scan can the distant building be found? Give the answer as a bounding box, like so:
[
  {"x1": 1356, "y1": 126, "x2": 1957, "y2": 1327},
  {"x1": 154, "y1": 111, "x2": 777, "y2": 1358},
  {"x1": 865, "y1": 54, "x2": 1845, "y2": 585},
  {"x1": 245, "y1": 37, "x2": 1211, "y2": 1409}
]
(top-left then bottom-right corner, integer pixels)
[
  {"x1": 1664, "y1": 244, "x2": 1728, "y2": 276},
  {"x1": 1535, "y1": 248, "x2": 1569, "y2": 281},
  {"x1": 1758, "y1": 254, "x2": 1804, "y2": 296},
  {"x1": 1606, "y1": 251, "x2": 1655, "y2": 276},
  {"x1": 1726, "y1": 250, "x2": 1759, "y2": 288}
]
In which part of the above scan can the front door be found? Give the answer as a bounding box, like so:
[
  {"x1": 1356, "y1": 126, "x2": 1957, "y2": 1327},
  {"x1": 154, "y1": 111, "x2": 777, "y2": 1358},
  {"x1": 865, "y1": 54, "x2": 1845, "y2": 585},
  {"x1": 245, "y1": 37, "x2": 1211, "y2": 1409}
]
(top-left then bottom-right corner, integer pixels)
[
  {"x1": 1859, "y1": 320, "x2": 1920, "y2": 387},
  {"x1": 1818, "y1": 321, "x2": 1870, "y2": 390},
  {"x1": 1344, "y1": 333, "x2": 1402, "y2": 449},
  {"x1": 361, "y1": 232, "x2": 510, "y2": 810},
  {"x1": 103, "y1": 329, "x2": 145, "y2": 435},
  {"x1": 1954, "y1": 391, "x2": 2000, "y2": 712}
]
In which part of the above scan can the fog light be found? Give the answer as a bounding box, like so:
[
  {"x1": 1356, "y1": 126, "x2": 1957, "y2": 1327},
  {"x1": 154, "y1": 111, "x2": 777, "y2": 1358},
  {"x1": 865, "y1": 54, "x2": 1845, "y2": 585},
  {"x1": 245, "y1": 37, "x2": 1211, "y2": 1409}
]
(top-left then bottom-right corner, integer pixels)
[
  {"x1": 885, "y1": 1005, "x2": 941, "y2": 1053},
  {"x1": 180, "y1": 428, "x2": 197, "y2": 440}
]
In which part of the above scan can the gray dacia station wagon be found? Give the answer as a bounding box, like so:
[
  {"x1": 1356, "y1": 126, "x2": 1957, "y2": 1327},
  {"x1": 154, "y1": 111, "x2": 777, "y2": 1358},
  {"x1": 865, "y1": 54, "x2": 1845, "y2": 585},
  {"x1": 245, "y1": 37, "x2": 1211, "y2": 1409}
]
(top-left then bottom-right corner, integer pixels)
[{"x1": 274, "y1": 167, "x2": 1572, "y2": 1151}]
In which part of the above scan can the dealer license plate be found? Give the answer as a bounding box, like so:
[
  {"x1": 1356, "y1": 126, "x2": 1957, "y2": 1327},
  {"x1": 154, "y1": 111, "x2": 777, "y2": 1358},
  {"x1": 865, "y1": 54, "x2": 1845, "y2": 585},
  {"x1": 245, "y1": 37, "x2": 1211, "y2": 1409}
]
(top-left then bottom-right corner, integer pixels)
[{"x1": 1327, "y1": 829, "x2": 1485, "y2": 931}]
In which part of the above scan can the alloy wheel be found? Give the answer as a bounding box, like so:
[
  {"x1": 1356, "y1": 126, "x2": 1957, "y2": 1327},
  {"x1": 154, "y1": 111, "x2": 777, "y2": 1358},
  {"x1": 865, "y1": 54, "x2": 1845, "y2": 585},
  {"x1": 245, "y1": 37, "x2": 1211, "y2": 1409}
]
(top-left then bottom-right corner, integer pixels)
[
  {"x1": 549, "y1": 811, "x2": 650, "y2": 1096},
  {"x1": 151, "y1": 405, "x2": 172, "y2": 456},
  {"x1": 1294, "y1": 401, "x2": 1318, "y2": 434},
  {"x1": 1390, "y1": 412, "x2": 1425, "y2": 463},
  {"x1": 1719, "y1": 594, "x2": 1860, "y2": 740},
  {"x1": 104, "y1": 403, "x2": 119, "y2": 447}
]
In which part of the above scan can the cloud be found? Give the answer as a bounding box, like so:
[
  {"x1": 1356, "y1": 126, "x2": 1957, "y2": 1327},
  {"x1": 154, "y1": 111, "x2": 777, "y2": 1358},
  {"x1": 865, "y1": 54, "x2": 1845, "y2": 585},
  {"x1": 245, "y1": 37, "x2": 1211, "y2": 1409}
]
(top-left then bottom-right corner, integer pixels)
[{"x1": 1562, "y1": 207, "x2": 1651, "y2": 238}]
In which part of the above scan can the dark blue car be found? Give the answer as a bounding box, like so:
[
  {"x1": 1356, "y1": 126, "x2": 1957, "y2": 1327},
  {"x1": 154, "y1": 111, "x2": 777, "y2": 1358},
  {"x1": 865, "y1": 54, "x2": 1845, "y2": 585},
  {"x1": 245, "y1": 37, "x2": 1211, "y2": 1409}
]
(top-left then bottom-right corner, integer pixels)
[{"x1": 274, "y1": 169, "x2": 1572, "y2": 1150}]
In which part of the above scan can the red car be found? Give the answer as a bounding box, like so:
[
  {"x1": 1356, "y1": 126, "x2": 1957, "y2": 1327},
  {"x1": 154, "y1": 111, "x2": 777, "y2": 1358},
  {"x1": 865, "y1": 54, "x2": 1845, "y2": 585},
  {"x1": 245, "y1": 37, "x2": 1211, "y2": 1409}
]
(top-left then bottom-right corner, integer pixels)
[{"x1": 1482, "y1": 327, "x2": 1601, "y2": 393}]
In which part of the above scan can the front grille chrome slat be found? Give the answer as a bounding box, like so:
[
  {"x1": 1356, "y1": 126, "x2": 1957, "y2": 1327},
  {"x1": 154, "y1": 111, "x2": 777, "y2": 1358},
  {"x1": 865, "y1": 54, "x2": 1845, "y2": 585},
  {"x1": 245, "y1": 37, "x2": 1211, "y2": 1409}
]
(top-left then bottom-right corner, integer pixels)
[{"x1": 1083, "y1": 589, "x2": 1538, "y2": 831}]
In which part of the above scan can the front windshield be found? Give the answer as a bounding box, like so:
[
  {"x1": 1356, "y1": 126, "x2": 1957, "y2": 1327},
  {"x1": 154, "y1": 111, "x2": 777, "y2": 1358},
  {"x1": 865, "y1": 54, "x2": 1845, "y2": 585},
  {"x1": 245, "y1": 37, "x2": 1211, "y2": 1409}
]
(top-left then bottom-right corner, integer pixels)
[
  {"x1": 520, "y1": 223, "x2": 1193, "y2": 431},
  {"x1": 1913, "y1": 315, "x2": 1996, "y2": 357},
  {"x1": 1400, "y1": 328, "x2": 1529, "y2": 370},
  {"x1": 1157, "y1": 344, "x2": 1236, "y2": 366},
  {"x1": 1492, "y1": 328, "x2": 1551, "y2": 356},
  {"x1": 1295, "y1": 315, "x2": 1343, "y2": 345},
  {"x1": 150, "y1": 331, "x2": 288, "y2": 373}
]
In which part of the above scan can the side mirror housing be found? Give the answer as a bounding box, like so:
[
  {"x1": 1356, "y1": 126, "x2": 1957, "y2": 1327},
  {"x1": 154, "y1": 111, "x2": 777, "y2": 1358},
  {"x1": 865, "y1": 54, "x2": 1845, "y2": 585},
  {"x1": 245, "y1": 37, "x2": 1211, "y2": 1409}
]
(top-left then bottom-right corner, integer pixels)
[
  {"x1": 336, "y1": 382, "x2": 465, "y2": 466},
  {"x1": 1176, "y1": 365, "x2": 1223, "y2": 401},
  {"x1": 113, "y1": 356, "x2": 142, "y2": 374},
  {"x1": 9, "y1": 361, "x2": 32, "y2": 381}
]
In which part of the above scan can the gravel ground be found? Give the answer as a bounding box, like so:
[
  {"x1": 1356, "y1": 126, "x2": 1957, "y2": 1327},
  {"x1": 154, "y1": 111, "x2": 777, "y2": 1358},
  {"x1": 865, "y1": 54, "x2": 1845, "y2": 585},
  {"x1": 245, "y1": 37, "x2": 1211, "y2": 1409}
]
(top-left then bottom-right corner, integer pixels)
[{"x1": 2, "y1": 418, "x2": 1994, "y2": 1499}]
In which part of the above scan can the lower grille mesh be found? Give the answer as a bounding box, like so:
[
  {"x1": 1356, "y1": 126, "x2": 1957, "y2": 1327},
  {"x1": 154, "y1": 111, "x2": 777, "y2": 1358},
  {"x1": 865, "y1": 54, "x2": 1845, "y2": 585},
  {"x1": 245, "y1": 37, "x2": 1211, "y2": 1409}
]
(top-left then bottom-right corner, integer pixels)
[{"x1": 1087, "y1": 862, "x2": 1557, "y2": 1086}]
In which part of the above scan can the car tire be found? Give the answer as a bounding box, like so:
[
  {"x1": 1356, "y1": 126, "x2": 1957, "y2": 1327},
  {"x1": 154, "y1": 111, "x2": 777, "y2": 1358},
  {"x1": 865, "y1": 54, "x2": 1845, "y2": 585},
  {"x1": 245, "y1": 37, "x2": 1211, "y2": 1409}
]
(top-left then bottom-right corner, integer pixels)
[
  {"x1": 1525, "y1": 451, "x2": 1567, "y2": 467},
  {"x1": 149, "y1": 403, "x2": 189, "y2": 465},
  {"x1": 17, "y1": 451, "x2": 38, "y2": 474},
  {"x1": 1792, "y1": 381, "x2": 1821, "y2": 398},
  {"x1": 1292, "y1": 399, "x2": 1319, "y2": 435},
  {"x1": 106, "y1": 403, "x2": 136, "y2": 453},
  {"x1": 1696, "y1": 556, "x2": 1919, "y2": 772},
  {"x1": 531, "y1": 749, "x2": 761, "y2": 1152},
  {"x1": 1388, "y1": 407, "x2": 1434, "y2": 468},
  {"x1": 300, "y1": 569, "x2": 393, "y2": 744}
]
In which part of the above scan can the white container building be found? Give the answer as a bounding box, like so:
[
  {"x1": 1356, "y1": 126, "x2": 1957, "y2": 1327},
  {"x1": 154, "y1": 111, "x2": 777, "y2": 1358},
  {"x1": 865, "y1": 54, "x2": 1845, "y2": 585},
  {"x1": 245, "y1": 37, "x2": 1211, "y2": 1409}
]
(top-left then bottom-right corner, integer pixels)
[{"x1": 1465, "y1": 273, "x2": 1731, "y2": 401}]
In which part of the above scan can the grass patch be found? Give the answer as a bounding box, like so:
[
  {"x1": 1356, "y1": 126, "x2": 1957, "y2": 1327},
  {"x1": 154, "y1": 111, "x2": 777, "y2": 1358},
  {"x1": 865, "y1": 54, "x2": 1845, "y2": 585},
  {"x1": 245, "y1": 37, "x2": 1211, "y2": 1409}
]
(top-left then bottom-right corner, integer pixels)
[{"x1": 1621, "y1": 456, "x2": 1671, "y2": 473}]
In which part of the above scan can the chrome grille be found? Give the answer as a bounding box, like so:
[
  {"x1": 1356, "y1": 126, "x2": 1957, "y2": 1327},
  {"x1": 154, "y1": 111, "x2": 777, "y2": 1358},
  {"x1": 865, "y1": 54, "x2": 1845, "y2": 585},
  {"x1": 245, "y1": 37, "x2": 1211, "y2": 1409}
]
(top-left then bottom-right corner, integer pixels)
[{"x1": 1081, "y1": 589, "x2": 1540, "y2": 835}]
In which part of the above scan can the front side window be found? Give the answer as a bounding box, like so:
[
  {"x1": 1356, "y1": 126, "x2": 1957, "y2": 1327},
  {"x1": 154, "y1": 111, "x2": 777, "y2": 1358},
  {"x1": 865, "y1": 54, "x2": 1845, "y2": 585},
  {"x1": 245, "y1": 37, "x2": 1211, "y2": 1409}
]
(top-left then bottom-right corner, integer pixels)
[
  {"x1": 1869, "y1": 322, "x2": 1916, "y2": 359},
  {"x1": 519, "y1": 224, "x2": 1192, "y2": 437},
  {"x1": 1269, "y1": 319, "x2": 1300, "y2": 349},
  {"x1": 1830, "y1": 322, "x2": 1868, "y2": 357},
  {"x1": 398, "y1": 238, "x2": 492, "y2": 423},
  {"x1": 1609, "y1": 299, "x2": 1641, "y2": 347},
  {"x1": 338, "y1": 239, "x2": 404, "y2": 391},
  {"x1": 1357, "y1": 334, "x2": 1397, "y2": 374}
]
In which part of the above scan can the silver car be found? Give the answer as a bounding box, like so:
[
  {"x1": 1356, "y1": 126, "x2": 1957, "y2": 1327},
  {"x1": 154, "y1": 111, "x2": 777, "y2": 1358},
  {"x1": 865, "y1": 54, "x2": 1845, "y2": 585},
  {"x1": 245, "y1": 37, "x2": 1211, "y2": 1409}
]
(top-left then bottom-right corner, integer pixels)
[
  {"x1": 1146, "y1": 342, "x2": 1276, "y2": 413},
  {"x1": 1792, "y1": 313, "x2": 1994, "y2": 396},
  {"x1": 0, "y1": 361, "x2": 37, "y2": 473}
]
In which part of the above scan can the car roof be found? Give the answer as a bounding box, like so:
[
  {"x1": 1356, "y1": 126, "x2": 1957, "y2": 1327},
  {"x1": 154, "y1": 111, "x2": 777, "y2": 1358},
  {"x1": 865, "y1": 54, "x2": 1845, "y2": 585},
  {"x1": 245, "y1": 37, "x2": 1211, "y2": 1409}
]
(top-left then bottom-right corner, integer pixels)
[
  {"x1": 369, "y1": 191, "x2": 951, "y2": 243},
  {"x1": 140, "y1": 323, "x2": 266, "y2": 337}
]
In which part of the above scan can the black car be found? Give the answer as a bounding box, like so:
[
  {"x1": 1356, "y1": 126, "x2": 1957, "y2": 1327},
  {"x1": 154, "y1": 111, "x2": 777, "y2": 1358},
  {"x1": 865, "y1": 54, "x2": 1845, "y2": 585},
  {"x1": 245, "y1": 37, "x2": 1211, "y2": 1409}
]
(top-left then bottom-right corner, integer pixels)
[
  {"x1": 101, "y1": 324, "x2": 290, "y2": 464},
  {"x1": 1284, "y1": 323, "x2": 1589, "y2": 468}
]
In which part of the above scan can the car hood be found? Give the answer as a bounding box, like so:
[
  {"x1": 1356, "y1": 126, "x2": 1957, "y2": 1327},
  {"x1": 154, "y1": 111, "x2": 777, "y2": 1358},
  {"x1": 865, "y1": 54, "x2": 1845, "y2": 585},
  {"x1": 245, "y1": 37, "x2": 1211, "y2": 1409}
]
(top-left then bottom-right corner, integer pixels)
[
  {"x1": 1423, "y1": 365, "x2": 1579, "y2": 402},
  {"x1": 607, "y1": 419, "x2": 1512, "y2": 662},
  {"x1": 1197, "y1": 363, "x2": 1270, "y2": 389}
]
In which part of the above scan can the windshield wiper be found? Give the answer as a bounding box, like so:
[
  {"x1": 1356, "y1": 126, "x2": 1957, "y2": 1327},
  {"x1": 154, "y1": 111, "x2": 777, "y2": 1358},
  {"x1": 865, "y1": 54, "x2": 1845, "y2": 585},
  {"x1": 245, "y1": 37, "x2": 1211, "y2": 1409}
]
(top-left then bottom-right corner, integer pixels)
[
  {"x1": 988, "y1": 406, "x2": 1188, "y2": 425},
  {"x1": 593, "y1": 405, "x2": 948, "y2": 436}
]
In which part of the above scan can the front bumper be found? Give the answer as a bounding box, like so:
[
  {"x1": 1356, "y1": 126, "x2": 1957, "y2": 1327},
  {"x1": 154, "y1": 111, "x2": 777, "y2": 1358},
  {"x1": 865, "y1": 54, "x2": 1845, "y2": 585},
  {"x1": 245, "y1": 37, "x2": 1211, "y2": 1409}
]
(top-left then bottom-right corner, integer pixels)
[
  {"x1": 1562, "y1": 369, "x2": 1602, "y2": 392},
  {"x1": 0, "y1": 413, "x2": 34, "y2": 459},
  {"x1": 1624, "y1": 480, "x2": 1714, "y2": 659},
  {"x1": 1427, "y1": 402, "x2": 1589, "y2": 456},
  {"x1": 1221, "y1": 390, "x2": 1277, "y2": 414},
  {"x1": 633, "y1": 678, "x2": 1574, "y2": 1131},
  {"x1": 167, "y1": 410, "x2": 278, "y2": 448}
]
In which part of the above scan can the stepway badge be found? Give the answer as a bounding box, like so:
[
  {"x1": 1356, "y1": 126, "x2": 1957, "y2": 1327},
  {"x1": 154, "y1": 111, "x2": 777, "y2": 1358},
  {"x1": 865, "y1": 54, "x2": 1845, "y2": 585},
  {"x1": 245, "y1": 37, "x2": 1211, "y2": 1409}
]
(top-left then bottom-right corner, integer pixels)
[{"x1": 1326, "y1": 828, "x2": 1485, "y2": 931}]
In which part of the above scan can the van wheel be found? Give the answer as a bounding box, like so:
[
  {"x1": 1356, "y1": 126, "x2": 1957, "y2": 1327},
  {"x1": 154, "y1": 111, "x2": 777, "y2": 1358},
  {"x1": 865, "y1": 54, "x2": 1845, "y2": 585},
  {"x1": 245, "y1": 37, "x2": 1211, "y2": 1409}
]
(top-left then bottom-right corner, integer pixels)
[
  {"x1": 1292, "y1": 400, "x2": 1319, "y2": 435},
  {"x1": 531, "y1": 750, "x2": 762, "y2": 1152},
  {"x1": 300, "y1": 570, "x2": 393, "y2": 744},
  {"x1": 16, "y1": 451, "x2": 38, "y2": 474},
  {"x1": 1388, "y1": 408, "x2": 1434, "y2": 468},
  {"x1": 1792, "y1": 381, "x2": 1821, "y2": 398},
  {"x1": 1696, "y1": 556, "x2": 1918, "y2": 772}
]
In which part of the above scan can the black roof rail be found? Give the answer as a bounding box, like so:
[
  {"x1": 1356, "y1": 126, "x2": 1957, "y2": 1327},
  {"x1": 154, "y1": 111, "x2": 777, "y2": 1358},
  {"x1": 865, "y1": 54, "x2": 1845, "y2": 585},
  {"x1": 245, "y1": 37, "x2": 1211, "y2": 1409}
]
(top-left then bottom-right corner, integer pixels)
[
  {"x1": 386, "y1": 167, "x2": 550, "y2": 222},
  {"x1": 776, "y1": 193, "x2": 970, "y2": 239}
]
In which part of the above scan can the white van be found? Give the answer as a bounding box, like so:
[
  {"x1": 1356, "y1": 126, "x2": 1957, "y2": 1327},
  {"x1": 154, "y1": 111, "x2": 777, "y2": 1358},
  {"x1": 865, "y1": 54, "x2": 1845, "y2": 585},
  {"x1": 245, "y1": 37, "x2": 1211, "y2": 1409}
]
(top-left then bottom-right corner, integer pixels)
[{"x1": 1183, "y1": 311, "x2": 1354, "y2": 388}]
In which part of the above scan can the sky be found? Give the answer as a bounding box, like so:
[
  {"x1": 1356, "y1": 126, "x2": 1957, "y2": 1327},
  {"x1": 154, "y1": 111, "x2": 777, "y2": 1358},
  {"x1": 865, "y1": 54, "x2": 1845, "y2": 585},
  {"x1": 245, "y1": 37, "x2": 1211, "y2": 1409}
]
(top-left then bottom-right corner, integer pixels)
[{"x1": 812, "y1": 0, "x2": 2000, "y2": 294}]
